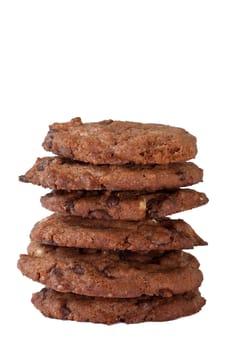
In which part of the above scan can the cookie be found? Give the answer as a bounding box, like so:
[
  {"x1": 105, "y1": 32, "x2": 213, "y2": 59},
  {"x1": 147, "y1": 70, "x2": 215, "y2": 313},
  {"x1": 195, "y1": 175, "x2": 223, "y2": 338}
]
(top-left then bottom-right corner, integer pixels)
[
  {"x1": 30, "y1": 214, "x2": 207, "y2": 251},
  {"x1": 19, "y1": 157, "x2": 203, "y2": 191},
  {"x1": 32, "y1": 288, "x2": 205, "y2": 324},
  {"x1": 18, "y1": 242, "x2": 203, "y2": 298},
  {"x1": 42, "y1": 118, "x2": 197, "y2": 165},
  {"x1": 41, "y1": 189, "x2": 208, "y2": 220}
]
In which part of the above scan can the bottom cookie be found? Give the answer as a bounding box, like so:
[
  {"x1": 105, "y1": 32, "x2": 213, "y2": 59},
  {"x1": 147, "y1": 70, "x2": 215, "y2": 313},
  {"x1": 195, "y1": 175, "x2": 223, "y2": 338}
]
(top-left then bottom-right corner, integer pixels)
[{"x1": 32, "y1": 288, "x2": 205, "y2": 325}]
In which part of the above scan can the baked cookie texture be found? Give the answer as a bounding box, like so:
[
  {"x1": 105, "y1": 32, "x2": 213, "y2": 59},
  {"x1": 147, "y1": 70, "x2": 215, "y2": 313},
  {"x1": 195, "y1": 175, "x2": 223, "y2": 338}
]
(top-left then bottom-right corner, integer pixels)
[
  {"x1": 30, "y1": 214, "x2": 207, "y2": 251},
  {"x1": 41, "y1": 189, "x2": 208, "y2": 220},
  {"x1": 18, "y1": 242, "x2": 203, "y2": 298},
  {"x1": 18, "y1": 117, "x2": 208, "y2": 324},
  {"x1": 32, "y1": 288, "x2": 205, "y2": 324},
  {"x1": 19, "y1": 157, "x2": 203, "y2": 191},
  {"x1": 42, "y1": 118, "x2": 197, "y2": 165}
]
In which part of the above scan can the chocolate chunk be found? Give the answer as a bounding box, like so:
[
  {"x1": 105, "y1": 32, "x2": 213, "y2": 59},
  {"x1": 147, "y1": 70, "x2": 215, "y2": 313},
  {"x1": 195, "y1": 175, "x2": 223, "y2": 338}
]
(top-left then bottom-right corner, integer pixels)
[
  {"x1": 44, "y1": 133, "x2": 54, "y2": 149},
  {"x1": 88, "y1": 210, "x2": 111, "y2": 220},
  {"x1": 42, "y1": 238, "x2": 56, "y2": 246},
  {"x1": 51, "y1": 267, "x2": 63, "y2": 277},
  {"x1": 19, "y1": 175, "x2": 28, "y2": 183},
  {"x1": 37, "y1": 162, "x2": 47, "y2": 171},
  {"x1": 102, "y1": 267, "x2": 116, "y2": 279},
  {"x1": 171, "y1": 147, "x2": 180, "y2": 154},
  {"x1": 64, "y1": 198, "x2": 75, "y2": 213},
  {"x1": 37, "y1": 288, "x2": 47, "y2": 301},
  {"x1": 60, "y1": 304, "x2": 71, "y2": 317},
  {"x1": 99, "y1": 119, "x2": 113, "y2": 125},
  {"x1": 106, "y1": 194, "x2": 120, "y2": 207},
  {"x1": 147, "y1": 193, "x2": 172, "y2": 218},
  {"x1": 73, "y1": 264, "x2": 84, "y2": 275},
  {"x1": 158, "y1": 289, "x2": 173, "y2": 297},
  {"x1": 176, "y1": 171, "x2": 186, "y2": 181}
]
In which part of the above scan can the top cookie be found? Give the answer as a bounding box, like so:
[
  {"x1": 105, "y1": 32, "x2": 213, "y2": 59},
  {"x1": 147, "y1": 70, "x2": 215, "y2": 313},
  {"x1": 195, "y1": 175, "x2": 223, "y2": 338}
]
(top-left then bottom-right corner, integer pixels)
[{"x1": 42, "y1": 118, "x2": 197, "y2": 165}]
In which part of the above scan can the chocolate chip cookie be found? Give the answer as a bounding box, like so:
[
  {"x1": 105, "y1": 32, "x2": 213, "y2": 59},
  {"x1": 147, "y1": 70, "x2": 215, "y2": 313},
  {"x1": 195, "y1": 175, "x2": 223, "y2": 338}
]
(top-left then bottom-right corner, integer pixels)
[
  {"x1": 42, "y1": 118, "x2": 197, "y2": 165},
  {"x1": 18, "y1": 242, "x2": 203, "y2": 298},
  {"x1": 32, "y1": 288, "x2": 205, "y2": 324},
  {"x1": 41, "y1": 189, "x2": 208, "y2": 220},
  {"x1": 19, "y1": 157, "x2": 203, "y2": 191},
  {"x1": 17, "y1": 116, "x2": 208, "y2": 323},
  {"x1": 30, "y1": 214, "x2": 207, "y2": 251}
]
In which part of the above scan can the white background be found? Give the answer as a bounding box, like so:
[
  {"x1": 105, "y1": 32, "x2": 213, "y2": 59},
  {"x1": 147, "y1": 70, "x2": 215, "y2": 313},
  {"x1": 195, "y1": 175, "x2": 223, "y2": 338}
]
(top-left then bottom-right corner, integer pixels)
[{"x1": 0, "y1": 0, "x2": 232, "y2": 349}]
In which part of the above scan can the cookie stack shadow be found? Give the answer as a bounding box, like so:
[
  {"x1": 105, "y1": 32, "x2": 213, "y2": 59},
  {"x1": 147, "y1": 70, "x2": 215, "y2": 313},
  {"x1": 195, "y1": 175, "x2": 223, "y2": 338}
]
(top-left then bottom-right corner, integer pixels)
[{"x1": 18, "y1": 118, "x2": 208, "y2": 324}]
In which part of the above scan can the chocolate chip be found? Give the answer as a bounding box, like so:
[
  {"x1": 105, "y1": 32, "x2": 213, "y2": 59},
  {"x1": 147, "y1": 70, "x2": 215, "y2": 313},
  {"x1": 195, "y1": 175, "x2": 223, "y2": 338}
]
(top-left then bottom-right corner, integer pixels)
[
  {"x1": 176, "y1": 171, "x2": 186, "y2": 181},
  {"x1": 99, "y1": 119, "x2": 113, "y2": 125},
  {"x1": 49, "y1": 126, "x2": 59, "y2": 132},
  {"x1": 158, "y1": 289, "x2": 173, "y2": 297},
  {"x1": 51, "y1": 267, "x2": 63, "y2": 277},
  {"x1": 64, "y1": 198, "x2": 75, "y2": 213},
  {"x1": 102, "y1": 267, "x2": 115, "y2": 279},
  {"x1": 88, "y1": 210, "x2": 111, "y2": 220},
  {"x1": 147, "y1": 194, "x2": 167, "y2": 218},
  {"x1": 147, "y1": 192, "x2": 173, "y2": 211},
  {"x1": 171, "y1": 146, "x2": 180, "y2": 154},
  {"x1": 36, "y1": 159, "x2": 48, "y2": 171},
  {"x1": 73, "y1": 263, "x2": 84, "y2": 275},
  {"x1": 183, "y1": 291, "x2": 194, "y2": 300},
  {"x1": 147, "y1": 198, "x2": 159, "y2": 210},
  {"x1": 106, "y1": 194, "x2": 120, "y2": 207},
  {"x1": 60, "y1": 304, "x2": 71, "y2": 318},
  {"x1": 45, "y1": 133, "x2": 54, "y2": 149},
  {"x1": 60, "y1": 158, "x2": 75, "y2": 165},
  {"x1": 19, "y1": 175, "x2": 28, "y2": 183},
  {"x1": 56, "y1": 146, "x2": 74, "y2": 158},
  {"x1": 42, "y1": 238, "x2": 56, "y2": 246},
  {"x1": 37, "y1": 288, "x2": 47, "y2": 300},
  {"x1": 149, "y1": 211, "x2": 159, "y2": 219}
]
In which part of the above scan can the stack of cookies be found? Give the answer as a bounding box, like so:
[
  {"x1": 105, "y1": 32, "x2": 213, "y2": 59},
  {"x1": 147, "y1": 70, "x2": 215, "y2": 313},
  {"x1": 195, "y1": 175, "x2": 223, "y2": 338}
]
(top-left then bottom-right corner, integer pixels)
[{"x1": 18, "y1": 118, "x2": 208, "y2": 324}]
